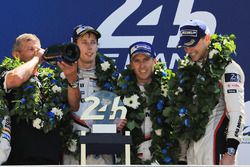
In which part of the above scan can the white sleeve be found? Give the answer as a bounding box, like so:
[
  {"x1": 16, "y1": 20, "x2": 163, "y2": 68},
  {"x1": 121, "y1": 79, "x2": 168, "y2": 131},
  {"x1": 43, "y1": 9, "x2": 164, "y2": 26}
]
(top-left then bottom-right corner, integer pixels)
[
  {"x1": 0, "y1": 116, "x2": 11, "y2": 165},
  {"x1": 178, "y1": 139, "x2": 188, "y2": 162},
  {"x1": 3, "y1": 71, "x2": 12, "y2": 93},
  {"x1": 222, "y1": 61, "x2": 245, "y2": 142}
]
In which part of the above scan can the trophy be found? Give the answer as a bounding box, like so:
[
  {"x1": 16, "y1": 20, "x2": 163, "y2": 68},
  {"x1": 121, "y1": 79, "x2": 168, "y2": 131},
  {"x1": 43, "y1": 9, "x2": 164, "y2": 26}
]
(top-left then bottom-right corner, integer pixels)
[
  {"x1": 43, "y1": 43, "x2": 80, "y2": 64},
  {"x1": 77, "y1": 90, "x2": 131, "y2": 165}
]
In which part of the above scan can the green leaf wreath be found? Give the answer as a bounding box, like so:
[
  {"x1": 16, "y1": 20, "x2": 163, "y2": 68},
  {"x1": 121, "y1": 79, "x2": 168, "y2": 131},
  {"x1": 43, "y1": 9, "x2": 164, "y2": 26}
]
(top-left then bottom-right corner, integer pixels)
[
  {"x1": 0, "y1": 87, "x2": 8, "y2": 116},
  {"x1": 116, "y1": 62, "x2": 179, "y2": 164},
  {"x1": 95, "y1": 52, "x2": 119, "y2": 91},
  {"x1": 0, "y1": 57, "x2": 70, "y2": 133},
  {"x1": 0, "y1": 57, "x2": 80, "y2": 153},
  {"x1": 164, "y1": 34, "x2": 236, "y2": 142}
]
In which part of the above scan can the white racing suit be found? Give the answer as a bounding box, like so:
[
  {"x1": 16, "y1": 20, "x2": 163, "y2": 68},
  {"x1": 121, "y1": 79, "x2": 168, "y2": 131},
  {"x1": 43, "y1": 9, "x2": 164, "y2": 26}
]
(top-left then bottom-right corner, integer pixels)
[
  {"x1": 63, "y1": 68, "x2": 113, "y2": 165},
  {"x1": 0, "y1": 116, "x2": 11, "y2": 164},
  {"x1": 186, "y1": 61, "x2": 245, "y2": 165}
]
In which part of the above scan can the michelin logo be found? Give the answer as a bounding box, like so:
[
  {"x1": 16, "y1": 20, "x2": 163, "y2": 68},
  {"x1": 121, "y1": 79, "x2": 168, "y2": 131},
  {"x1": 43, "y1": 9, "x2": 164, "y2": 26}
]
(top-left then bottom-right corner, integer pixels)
[{"x1": 181, "y1": 29, "x2": 198, "y2": 37}]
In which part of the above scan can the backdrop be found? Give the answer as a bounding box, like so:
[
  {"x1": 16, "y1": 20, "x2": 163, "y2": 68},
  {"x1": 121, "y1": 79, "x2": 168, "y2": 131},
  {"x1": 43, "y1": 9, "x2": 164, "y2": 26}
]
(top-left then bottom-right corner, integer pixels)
[{"x1": 0, "y1": 0, "x2": 249, "y2": 164}]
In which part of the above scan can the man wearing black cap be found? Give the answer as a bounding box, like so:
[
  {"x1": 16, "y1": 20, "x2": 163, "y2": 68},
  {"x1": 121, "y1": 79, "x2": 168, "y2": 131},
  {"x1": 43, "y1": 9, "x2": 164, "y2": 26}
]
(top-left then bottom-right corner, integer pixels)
[
  {"x1": 118, "y1": 41, "x2": 157, "y2": 164},
  {"x1": 129, "y1": 42, "x2": 156, "y2": 85},
  {"x1": 63, "y1": 25, "x2": 127, "y2": 164},
  {"x1": 176, "y1": 20, "x2": 245, "y2": 165}
]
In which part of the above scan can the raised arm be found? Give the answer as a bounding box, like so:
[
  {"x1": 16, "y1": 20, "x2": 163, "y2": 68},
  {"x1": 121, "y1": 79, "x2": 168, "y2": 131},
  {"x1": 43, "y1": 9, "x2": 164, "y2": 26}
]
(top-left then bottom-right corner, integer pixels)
[
  {"x1": 5, "y1": 50, "x2": 43, "y2": 89},
  {"x1": 57, "y1": 61, "x2": 80, "y2": 112}
]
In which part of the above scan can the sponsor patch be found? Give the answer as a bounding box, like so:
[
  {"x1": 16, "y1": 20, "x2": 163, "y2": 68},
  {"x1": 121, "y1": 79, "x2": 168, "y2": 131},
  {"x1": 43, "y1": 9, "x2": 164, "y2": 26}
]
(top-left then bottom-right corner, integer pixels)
[
  {"x1": 79, "y1": 83, "x2": 84, "y2": 87},
  {"x1": 235, "y1": 115, "x2": 242, "y2": 137},
  {"x1": 225, "y1": 73, "x2": 241, "y2": 83},
  {"x1": 180, "y1": 29, "x2": 198, "y2": 37},
  {"x1": 227, "y1": 89, "x2": 237, "y2": 93},
  {"x1": 130, "y1": 43, "x2": 152, "y2": 53},
  {"x1": 227, "y1": 83, "x2": 240, "y2": 88}
]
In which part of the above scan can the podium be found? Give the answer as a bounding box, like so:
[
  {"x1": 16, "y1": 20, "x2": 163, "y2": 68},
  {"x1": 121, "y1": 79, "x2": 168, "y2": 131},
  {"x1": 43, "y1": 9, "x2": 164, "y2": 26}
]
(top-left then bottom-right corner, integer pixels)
[{"x1": 79, "y1": 131, "x2": 132, "y2": 165}]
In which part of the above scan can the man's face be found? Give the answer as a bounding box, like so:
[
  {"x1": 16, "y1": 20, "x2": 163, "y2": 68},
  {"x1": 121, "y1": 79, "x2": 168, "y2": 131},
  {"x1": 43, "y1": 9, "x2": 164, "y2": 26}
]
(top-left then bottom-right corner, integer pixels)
[
  {"x1": 183, "y1": 36, "x2": 210, "y2": 62},
  {"x1": 76, "y1": 33, "x2": 98, "y2": 65},
  {"x1": 130, "y1": 53, "x2": 154, "y2": 85},
  {"x1": 16, "y1": 40, "x2": 41, "y2": 62}
]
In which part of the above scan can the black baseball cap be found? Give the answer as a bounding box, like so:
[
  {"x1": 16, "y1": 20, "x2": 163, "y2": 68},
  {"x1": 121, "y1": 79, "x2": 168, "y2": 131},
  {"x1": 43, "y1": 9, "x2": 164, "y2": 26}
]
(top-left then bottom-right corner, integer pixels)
[
  {"x1": 177, "y1": 19, "x2": 210, "y2": 48},
  {"x1": 71, "y1": 25, "x2": 101, "y2": 42}
]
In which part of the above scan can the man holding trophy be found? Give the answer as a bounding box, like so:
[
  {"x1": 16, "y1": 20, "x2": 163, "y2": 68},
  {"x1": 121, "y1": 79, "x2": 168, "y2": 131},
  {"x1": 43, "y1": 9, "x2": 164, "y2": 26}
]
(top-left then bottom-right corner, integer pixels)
[{"x1": 63, "y1": 25, "x2": 127, "y2": 165}]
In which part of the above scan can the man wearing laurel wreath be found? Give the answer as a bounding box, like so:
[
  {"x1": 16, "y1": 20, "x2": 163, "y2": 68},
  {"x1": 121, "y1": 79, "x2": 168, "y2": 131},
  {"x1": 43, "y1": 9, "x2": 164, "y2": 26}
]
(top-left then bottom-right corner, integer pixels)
[
  {"x1": 176, "y1": 20, "x2": 245, "y2": 165},
  {"x1": 0, "y1": 33, "x2": 80, "y2": 164},
  {"x1": 115, "y1": 41, "x2": 179, "y2": 164},
  {"x1": 124, "y1": 42, "x2": 157, "y2": 163},
  {"x1": 63, "y1": 25, "x2": 127, "y2": 165}
]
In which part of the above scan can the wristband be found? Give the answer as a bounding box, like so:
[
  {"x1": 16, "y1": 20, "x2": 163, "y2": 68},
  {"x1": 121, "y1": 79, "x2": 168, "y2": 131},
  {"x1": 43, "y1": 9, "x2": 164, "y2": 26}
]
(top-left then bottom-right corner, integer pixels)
[{"x1": 68, "y1": 80, "x2": 79, "y2": 88}]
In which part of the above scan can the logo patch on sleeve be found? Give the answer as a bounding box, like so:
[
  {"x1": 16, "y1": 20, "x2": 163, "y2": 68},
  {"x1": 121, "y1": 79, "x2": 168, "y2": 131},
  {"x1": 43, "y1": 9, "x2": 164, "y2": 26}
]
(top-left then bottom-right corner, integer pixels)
[
  {"x1": 227, "y1": 89, "x2": 237, "y2": 93},
  {"x1": 225, "y1": 73, "x2": 241, "y2": 83}
]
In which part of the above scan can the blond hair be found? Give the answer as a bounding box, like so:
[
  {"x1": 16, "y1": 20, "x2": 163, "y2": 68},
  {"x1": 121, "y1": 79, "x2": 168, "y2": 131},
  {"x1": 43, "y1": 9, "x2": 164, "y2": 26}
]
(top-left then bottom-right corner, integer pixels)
[{"x1": 12, "y1": 33, "x2": 40, "y2": 52}]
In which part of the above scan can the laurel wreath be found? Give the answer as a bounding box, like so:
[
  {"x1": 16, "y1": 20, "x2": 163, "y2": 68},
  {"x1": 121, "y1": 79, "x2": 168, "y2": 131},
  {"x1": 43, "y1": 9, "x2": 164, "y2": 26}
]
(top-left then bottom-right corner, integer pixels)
[
  {"x1": 0, "y1": 86, "x2": 8, "y2": 114},
  {"x1": 164, "y1": 34, "x2": 235, "y2": 142},
  {"x1": 0, "y1": 57, "x2": 72, "y2": 134},
  {"x1": 116, "y1": 62, "x2": 179, "y2": 164},
  {"x1": 95, "y1": 52, "x2": 119, "y2": 91}
]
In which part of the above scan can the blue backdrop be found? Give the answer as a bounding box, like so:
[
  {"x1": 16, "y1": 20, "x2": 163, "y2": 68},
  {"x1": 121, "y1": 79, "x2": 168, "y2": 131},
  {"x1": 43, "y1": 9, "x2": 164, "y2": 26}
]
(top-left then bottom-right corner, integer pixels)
[
  {"x1": 0, "y1": 0, "x2": 249, "y2": 101},
  {"x1": 0, "y1": 0, "x2": 250, "y2": 164}
]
